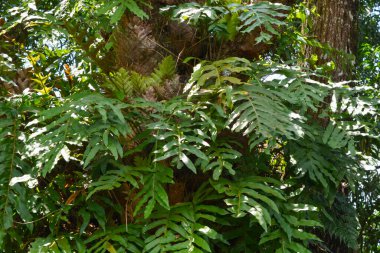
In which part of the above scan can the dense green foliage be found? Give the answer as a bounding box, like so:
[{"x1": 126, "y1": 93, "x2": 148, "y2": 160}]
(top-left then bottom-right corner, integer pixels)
[
  {"x1": 0, "y1": 0, "x2": 379, "y2": 252},
  {"x1": 354, "y1": 1, "x2": 380, "y2": 252}
]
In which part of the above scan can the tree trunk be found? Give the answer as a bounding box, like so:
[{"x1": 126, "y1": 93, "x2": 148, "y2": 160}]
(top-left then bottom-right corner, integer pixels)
[
  {"x1": 306, "y1": 1, "x2": 359, "y2": 252},
  {"x1": 307, "y1": 0, "x2": 359, "y2": 81}
]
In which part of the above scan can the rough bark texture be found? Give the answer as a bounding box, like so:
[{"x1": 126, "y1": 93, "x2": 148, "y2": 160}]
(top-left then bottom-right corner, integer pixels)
[
  {"x1": 307, "y1": 0, "x2": 359, "y2": 81},
  {"x1": 98, "y1": 0, "x2": 298, "y2": 75}
]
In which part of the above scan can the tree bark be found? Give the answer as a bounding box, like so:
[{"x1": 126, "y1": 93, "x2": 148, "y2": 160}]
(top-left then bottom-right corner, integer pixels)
[
  {"x1": 306, "y1": 0, "x2": 359, "y2": 81},
  {"x1": 306, "y1": 1, "x2": 359, "y2": 252}
]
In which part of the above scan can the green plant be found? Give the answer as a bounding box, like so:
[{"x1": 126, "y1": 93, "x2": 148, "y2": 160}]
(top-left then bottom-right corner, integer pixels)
[
  {"x1": 0, "y1": 0, "x2": 379, "y2": 252},
  {"x1": 162, "y1": 1, "x2": 290, "y2": 42}
]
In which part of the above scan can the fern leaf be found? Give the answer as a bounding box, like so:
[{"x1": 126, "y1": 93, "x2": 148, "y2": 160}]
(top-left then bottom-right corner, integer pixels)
[
  {"x1": 234, "y1": 2, "x2": 289, "y2": 43},
  {"x1": 200, "y1": 140, "x2": 242, "y2": 180},
  {"x1": 322, "y1": 122, "x2": 351, "y2": 149},
  {"x1": 227, "y1": 84, "x2": 304, "y2": 149},
  {"x1": 150, "y1": 56, "x2": 176, "y2": 83},
  {"x1": 288, "y1": 139, "x2": 341, "y2": 190},
  {"x1": 105, "y1": 56, "x2": 176, "y2": 99},
  {"x1": 185, "y1": 57, "x2": 250, "y2": 97},
  {"x1": 143, "y1": 184, "x2": 224, "y2": 253},
  {"x1": 87, "y1": 161, "x2": 141, "y2": 200},
  {"x1": 162, "y1": 2, "x2": 289, "y2": 43},
  {"x1": 28, "y1": 93, "x2": 131, "y2": 175},
  {"x1": 212, "y1": 177, "x2": 284, "y2": 231},
  {"x1": 133, "y1": 162, "x2": 173, "y2": 218},
  {"x1": 0, "y1": 96, "x2": 35, "y2": 247},
  {"x1": 321, "y1": 194, "x2": 359, "y2": 250},
  {"x1": 149, "y1": 100, "x2": 211, "y2": 173}
]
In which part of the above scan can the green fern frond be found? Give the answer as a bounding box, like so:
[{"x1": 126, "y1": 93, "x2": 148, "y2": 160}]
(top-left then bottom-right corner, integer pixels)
[
  {"x1": 161, "y1": 3, "x2": 224, "y2": 26},
  {"x1": 105, "y1": 68, "x2": 145, "y2": 98},
  {"x1": 133, "y1": 162, "x2": 173, "y2": 219},
  {"x1": 249, "y1": 61, "x2": 330, "y2": 112},
  {"x1": 151, "y1": 56, "x2": 176, "y2": 83},
  {"x1": 148, "y1": 99, "x2": 211, "y2": 173},
  {"x1": 29, "y1": 225, "x2": 144, "y2": 253},
  {"x1": 288, "y1": 139, "x2": 340, "y2": 190},
  {"x1": 144, "y1": 204, "x2": 212, "y2": 253},
  {"x1": 185, "y1": 57, "x2": 250, "y2": 95},
  {"x1": 84, "y1": 225, "x2": 144, "y2": 253},
  {"x1": 259, "y1": 203, "x2": 322, "y2": 253},
  {"x1": 95, "y1": 0, "x2": 148, "y2": 23},
  {"x1": 27, "y1": 92, "x2": 131, "y2": 176},
  {"x1": 212, "y1": 177, "x2": 285, "y2": 232},
  {"x1": 233, "y1": 2, "x2": 290, "y2": 43},
  {"x1": 227, "y1": 84, "x2": 304, "y2": 149},
  {"x1": 322, "y1": 122, "x2": 352, "y2": 149},
  {"x1": 0, "y1": 95, "x2": 35, "y2": 247},
  {"x1": 105, "y1": 56, "x2": 177, "y2": 99},
  {"x1": 321, "y1": 194, "x2": 359, "y2": 250},
  {"x1": 162, "y1": 2, "x2": 290, "y2": 43},
  {"x1": 143, "y1": 184, "x2": 226, "y2": 253},
  {"x1": 87, "y1": 161, "x2": 142, "y2": 200},
  {"x1": 199, "y1": 139, "x2": 242, "y2": 180}
]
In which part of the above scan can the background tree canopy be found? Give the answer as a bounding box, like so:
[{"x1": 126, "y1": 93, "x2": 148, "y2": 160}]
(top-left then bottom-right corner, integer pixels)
[{"x1": 0, "y1": 0, "x2": 379, "y2": 252}]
